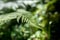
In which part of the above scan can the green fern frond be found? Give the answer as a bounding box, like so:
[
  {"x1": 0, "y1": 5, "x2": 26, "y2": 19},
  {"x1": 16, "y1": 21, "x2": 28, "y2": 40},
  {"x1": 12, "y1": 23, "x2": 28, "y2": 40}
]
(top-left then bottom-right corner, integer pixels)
[{"x1": 0, "y1": 9, "x2": 32, "y2": 28}]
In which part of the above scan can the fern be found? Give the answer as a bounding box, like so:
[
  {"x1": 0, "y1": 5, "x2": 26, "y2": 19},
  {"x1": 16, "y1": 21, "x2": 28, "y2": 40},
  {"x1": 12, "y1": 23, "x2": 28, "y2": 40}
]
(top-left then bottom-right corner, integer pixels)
[{"x1": 0, "y1": 0, "x2": 49, "y2": 40}]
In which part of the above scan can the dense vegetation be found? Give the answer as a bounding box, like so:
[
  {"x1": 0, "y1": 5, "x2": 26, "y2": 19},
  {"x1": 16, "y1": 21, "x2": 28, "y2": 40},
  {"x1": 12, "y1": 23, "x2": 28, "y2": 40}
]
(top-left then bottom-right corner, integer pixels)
[{"x1": 0, "y1": 0, "x2": 60, "y2": 40}]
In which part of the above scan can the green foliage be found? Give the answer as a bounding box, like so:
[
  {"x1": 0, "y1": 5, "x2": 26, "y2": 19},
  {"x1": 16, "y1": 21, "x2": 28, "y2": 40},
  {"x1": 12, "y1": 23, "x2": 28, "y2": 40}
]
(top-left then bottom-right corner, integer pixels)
[{"x1": 0, "y1": 0, "x2": 57, "y2": 40}]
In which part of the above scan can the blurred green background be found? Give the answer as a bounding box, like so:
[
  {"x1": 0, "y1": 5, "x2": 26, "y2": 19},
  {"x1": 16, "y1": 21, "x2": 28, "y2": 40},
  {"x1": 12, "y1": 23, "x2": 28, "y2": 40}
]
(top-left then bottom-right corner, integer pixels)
[{"x1": 0, "y1": 0, "x2": 60, "y2": 40}]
